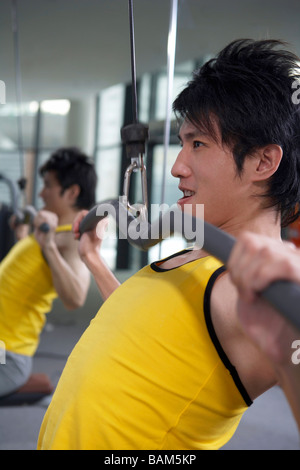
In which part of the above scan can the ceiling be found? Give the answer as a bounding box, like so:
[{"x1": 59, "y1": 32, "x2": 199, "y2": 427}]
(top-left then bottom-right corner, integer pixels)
[{"x1": 1, "y1": 0, "x2": 300, "y2": 103}]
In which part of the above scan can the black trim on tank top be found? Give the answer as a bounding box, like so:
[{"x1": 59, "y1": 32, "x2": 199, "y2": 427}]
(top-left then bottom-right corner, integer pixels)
[
  {"x1": 150, "y1": 249, "x2": 193, "y2": 272},
  {"x1": 204, "y1": 266, "x2": 253, "y2": 407}
]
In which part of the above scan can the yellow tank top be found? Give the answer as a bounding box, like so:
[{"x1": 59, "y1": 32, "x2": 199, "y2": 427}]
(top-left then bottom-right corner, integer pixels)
[
  {"x1": 0, "y1": 225, "x2": 72, "y2": 356},
  {"x1": 37, "y1": 252, "x2": 252, "y2": 450}
]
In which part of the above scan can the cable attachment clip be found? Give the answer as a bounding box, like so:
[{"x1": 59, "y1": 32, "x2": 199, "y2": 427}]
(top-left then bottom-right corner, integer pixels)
[{"x1": 120, "y1": 122, "x2": 149, "y2": 221}]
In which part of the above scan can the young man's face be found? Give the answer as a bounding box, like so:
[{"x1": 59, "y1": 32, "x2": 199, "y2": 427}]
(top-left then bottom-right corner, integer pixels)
[
  {"x1": 171, "y1": 119, "x2": 251, "y2": 228},
  {"x1": 39, "y1": 171, "x2": 68, "y2": 214}
]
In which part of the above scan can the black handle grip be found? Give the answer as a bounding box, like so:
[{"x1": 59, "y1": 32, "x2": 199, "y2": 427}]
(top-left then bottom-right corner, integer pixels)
[
  {"x1": 79, "y1": 200, "x2": 119, "y2": 235},
  {"x1": 38, "y1": 222, "x2": 50, "y2": 233},
  {"x1": 79, "y1": 205, "x2": 103, "y2": 234}
]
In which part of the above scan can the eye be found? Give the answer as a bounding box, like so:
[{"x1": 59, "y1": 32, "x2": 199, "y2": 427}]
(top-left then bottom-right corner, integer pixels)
[{"x1": 193, "y1": 140, "x2": 204, "y2": 148}]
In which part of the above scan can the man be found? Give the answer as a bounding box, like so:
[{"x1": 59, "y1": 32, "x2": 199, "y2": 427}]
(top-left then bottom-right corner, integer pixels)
[
  {"x1": 0, "y1": 147, "x2": 97, "y2": 399},
  {"x1": 38, "y1": 39, "x2": 300, "y2": 450}
]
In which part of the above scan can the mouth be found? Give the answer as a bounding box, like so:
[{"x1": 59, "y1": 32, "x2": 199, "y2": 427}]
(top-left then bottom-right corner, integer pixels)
[
  {"x1": 182, "y1": 190, "x2": 195, "y2": 198},
  {"x1": 177, "y1": 188, "x2": 195, "y2": 206}
]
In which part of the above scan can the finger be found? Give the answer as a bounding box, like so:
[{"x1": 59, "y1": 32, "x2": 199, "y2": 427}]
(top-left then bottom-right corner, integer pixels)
[{"x1": 96, "y1": 217, "x2": 109, "y2": 240}]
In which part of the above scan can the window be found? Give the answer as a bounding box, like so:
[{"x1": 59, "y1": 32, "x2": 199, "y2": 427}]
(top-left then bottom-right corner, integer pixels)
[
  {"x1": 94, "y1": 84, "x2": 125, "y2": 270},
  {"x1": 0, "y1": 101, "x2": 38, "y2": 207}
]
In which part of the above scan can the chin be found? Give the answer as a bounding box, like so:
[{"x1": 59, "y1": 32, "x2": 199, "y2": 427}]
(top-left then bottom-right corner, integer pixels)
[{"x1": 181, "y1": 203, "x2": 203, "y2": 220}]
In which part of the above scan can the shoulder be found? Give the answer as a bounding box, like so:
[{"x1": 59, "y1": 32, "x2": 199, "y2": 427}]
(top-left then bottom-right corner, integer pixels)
[
  {"x1": 209, "y1": 271, "x2": 240, "y2": 349},
  {"x1": 209, "y1": 271, "x2": 277, "y2": 400},
  {"x1": 210, "y1": 270, "x2": 238, "y2": 316}
]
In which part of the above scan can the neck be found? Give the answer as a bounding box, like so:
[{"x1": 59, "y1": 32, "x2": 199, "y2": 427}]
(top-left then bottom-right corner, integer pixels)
[
  {"x1": 57, "y1": 208, "x2": 80, "y2": 226},
  {"x1": 218, "y1": 208, "x2": 282, "y2": 241}
]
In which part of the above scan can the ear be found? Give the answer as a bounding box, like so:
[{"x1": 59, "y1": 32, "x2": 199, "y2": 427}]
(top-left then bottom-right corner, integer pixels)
[
  {"x1": 253, "y1": 144, "x2": 283, "y2": 181},
  {"x1": 66, "y1": 184, "x2": 81, "y2": 203}
]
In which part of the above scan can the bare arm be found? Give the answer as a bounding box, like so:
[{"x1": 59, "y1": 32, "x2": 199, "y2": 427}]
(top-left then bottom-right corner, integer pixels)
[
  {"x1": 73, "y1": 211, "x2": 120, "y2": 301},
  {"x1": 34, "y1": 210, "x2": 90, "y2": 310},
  {"x1": 228, "y1": 232, "x2": 300, "y2": 431},
  {"x1": 275, "y1": 358, "x2": 300, "y2": 433}
]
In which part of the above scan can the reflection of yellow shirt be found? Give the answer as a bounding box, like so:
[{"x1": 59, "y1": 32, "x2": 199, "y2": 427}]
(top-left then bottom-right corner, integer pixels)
[
  {"x1": 0, "y1": 225, "x2": 72, "y2": 356},
  {"x1": 38, "y1": 253, "x2": 252, "y2": 450}
]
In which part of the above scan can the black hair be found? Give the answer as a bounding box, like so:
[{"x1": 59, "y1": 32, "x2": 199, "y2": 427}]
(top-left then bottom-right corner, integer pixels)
[
  {"x1": 39, "y1": 147, "x2": 97, "y2": 209},
  {"x1": 173, "y1": 39, "x2": 300, "y2": 227}
]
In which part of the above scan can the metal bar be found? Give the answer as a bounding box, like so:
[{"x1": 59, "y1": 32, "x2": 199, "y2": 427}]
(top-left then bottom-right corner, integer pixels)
[
  {"x1": 128, "y1": 0, "x2": 138, "y2": 123},
  {"x1": 10, "y1": 0, "x2": 26, "y2": 200}
]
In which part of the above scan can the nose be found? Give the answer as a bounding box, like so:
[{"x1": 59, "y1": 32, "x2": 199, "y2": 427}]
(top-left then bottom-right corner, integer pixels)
[{"x1": 171, "y1": 148, "x2": 191, "y2": 179}]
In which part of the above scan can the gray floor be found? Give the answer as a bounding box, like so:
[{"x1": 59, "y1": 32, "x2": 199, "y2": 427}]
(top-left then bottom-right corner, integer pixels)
[{"x1": 0, "y1": 277, "x2": 299, "y2": 451}]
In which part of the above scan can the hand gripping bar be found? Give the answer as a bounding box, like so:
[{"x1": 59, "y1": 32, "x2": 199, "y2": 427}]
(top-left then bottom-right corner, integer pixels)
[{"x1": 15, "y1": 205, "x2": 50, "y2": 233}]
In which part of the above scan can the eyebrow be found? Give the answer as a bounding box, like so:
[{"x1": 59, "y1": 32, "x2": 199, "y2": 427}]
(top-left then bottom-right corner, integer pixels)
[{"x1": 177, "y1": 130, "x2": 209, "y2": 141}]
